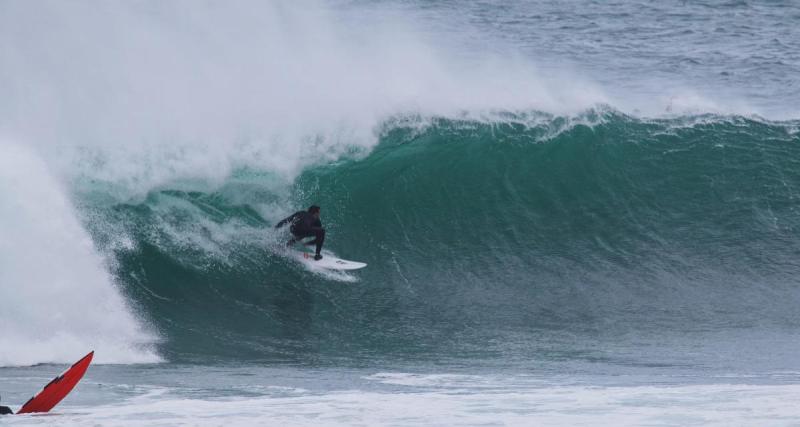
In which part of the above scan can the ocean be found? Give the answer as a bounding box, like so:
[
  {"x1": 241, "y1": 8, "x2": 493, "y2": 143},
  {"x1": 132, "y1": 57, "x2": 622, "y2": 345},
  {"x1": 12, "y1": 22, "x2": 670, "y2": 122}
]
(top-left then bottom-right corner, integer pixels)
[{"x1": 1, "y1": 1, "x2": 800, "y2": 425}]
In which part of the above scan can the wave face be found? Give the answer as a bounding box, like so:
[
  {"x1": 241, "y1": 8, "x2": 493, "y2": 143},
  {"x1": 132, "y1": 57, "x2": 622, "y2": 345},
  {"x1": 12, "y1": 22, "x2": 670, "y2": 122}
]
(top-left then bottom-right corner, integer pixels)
[
  {"x1": 0, "y1": 0, "x2": 600, "y2": 367},
  {"x1": 75, "y1": 113, "x2": 800, "y2": 364}
]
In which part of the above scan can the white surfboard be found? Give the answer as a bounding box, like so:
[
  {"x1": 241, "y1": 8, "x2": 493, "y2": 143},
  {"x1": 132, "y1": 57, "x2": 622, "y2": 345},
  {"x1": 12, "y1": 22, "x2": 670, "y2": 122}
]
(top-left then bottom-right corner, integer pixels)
[{"x1": 291, "y1": 251, "x2": 367, "y2": 271}]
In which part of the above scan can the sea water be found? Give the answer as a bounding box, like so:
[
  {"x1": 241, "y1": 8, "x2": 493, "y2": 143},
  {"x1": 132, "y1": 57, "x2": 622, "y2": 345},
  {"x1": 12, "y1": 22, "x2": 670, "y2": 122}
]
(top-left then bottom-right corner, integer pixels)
[{"x1": 1, "y1": 1, "x2": 800, "y2": 425}]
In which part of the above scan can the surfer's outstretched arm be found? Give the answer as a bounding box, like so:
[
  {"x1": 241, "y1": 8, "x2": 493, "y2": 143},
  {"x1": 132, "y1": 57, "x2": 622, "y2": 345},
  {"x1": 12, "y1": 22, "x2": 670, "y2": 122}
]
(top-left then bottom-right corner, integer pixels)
[{"x1": 275, "y1": 212, "x2": 299, "y2": 229}]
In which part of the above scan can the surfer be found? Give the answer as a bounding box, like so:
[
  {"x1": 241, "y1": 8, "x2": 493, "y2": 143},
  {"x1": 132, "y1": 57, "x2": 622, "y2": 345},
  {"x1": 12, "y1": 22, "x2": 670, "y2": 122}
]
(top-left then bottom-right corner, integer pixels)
[
  {"x1": 275, "y1": 205, "x2": 325, "y2": 260},
  {"x1": 0, "y1": 396, "x2": 13, "y2": 415}
]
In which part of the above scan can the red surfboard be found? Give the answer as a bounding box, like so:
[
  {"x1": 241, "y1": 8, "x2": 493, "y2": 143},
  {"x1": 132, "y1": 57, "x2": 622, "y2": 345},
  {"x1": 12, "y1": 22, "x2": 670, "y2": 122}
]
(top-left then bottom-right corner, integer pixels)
[{"x1": 17, "y1": 351, "x2": 94, "y2": 414}]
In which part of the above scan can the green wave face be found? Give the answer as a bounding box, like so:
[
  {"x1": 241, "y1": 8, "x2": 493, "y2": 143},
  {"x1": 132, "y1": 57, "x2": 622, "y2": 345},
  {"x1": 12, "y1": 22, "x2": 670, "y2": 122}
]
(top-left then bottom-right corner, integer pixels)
[{"x1": 84, "y1": 113, "x2": 800, "y2": 365}]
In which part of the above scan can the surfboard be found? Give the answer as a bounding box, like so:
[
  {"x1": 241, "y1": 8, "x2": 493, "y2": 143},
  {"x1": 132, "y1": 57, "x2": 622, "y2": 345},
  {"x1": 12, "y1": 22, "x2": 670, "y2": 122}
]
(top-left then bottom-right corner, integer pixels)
[
  {"x1": 17, "y1": 351, "x2": 94, "y2": 414},
  {"x1": 291, "y1": 251, "x2": 367, "y2": 270}
]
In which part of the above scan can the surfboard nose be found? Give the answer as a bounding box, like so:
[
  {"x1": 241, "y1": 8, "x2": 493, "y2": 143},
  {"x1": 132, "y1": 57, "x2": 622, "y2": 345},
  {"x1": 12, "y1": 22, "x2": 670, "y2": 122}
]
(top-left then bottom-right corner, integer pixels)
[{"x1": 17, "y1": 351, "x2": 94, "y2": 414}]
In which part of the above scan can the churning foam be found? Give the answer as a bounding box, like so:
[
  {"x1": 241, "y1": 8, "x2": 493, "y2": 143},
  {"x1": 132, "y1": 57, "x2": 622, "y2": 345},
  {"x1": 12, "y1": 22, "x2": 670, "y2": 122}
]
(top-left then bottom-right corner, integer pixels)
[
  {"x1": 7, "y1": 380, "x2": 800, "y2": 426},
  {"x1": 0, "y1": 142, "x2": 160, "y2": 366}
]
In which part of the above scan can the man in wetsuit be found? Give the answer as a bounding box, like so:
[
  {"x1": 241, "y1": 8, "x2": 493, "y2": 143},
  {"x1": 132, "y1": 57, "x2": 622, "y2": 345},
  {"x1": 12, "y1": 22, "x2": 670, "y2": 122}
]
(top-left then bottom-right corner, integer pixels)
[
  {"x1": 0, "y1": 395, "x2": 12, "y2": 415},
  {"x1": 274, "y1": 205, "x2": 325, "y2": 260}
]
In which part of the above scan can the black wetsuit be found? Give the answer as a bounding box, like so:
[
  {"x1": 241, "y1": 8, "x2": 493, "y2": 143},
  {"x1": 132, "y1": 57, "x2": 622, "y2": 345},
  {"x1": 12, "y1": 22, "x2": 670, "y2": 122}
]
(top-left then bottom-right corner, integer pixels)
[
  {"x1": 275, "y1": 211, "x2": 325, "y2": 255},
  {"x1": 0, "y1": 405, "x2": 12, "y2": 415}
]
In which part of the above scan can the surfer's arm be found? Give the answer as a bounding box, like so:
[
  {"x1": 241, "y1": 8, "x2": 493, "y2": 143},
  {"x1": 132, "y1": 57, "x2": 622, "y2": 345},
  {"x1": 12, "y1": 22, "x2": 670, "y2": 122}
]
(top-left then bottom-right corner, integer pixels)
[{"x1": 274, "y1": 212, "x2": 299, "y2": 229}]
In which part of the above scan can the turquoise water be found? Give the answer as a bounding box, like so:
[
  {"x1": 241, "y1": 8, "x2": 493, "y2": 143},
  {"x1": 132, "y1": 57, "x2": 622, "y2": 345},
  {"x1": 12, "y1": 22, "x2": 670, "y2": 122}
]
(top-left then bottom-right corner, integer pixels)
[
  {"x1": 89, "y1": 113, "x2": 800, "y2": 367},
  {"x1": 4, "y1": 364, "x2": 800, "y2": 426},
  {"x1": 2, "y1": 1, "x2": 800, "y2": 425}
]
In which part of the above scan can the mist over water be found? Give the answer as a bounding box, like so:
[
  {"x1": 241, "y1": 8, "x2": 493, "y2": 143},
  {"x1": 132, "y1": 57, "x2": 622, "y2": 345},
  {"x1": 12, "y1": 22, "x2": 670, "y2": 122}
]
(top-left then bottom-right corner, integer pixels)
[{"x1": 0, "y1": 0, "x2": 607, "y2": 197}]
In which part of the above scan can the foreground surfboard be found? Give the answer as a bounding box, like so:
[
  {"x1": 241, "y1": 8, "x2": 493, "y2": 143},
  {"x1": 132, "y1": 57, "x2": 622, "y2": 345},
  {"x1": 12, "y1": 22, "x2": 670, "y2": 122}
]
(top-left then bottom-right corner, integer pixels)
[
  {"x1": 292, "y1": 251, "x2": 367, "y2": 270},
  {"x1": 17, "y1": 351, "x2": 94, "y2": 414}
]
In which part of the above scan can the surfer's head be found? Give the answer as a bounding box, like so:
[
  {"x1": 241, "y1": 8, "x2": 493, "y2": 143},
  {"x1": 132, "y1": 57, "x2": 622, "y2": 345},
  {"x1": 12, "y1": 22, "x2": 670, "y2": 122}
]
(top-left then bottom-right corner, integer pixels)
[{"x1": 308, "y1": 205, "x2": 321, "y2": 219}]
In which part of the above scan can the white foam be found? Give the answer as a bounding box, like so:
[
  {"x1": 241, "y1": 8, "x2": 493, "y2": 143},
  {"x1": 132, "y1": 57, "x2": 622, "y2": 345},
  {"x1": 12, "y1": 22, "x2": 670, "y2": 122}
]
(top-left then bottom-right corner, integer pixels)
[
  {"x1": 365, "y1": 372, "x2": 492, "y2": 388},
  {"x1": 0, "y1": 142, "x2": 160, "y2": 367},
  {"x1": 5, "y1": 381, "x2": 800, "y2": 426}
]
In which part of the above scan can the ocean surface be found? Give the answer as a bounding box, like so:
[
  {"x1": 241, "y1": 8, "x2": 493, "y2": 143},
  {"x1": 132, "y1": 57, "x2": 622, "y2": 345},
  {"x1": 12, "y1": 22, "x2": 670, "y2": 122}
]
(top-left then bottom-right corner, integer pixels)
[{"x1": 1, "y1": 1, "x2": 800, "y2": 425}]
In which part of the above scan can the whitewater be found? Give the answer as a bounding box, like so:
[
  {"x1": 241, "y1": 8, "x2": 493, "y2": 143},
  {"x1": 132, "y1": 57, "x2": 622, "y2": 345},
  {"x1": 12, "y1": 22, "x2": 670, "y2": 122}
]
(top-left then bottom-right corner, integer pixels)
[{"x1": 1, "y1": 0, "x2": 800, "y2": 425}]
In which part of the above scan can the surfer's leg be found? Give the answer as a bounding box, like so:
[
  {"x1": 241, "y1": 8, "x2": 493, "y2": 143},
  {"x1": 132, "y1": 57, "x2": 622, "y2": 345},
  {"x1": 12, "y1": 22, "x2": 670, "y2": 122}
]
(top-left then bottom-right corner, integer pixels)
[{"x1": 299, "y1": 228, "x2": 325, "y2": 255}]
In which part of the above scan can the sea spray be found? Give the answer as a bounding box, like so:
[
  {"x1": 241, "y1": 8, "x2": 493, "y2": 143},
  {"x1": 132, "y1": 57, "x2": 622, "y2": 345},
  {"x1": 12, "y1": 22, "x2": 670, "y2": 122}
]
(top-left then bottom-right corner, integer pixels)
[{"x1": 0, "y1": 142, "x2": 160, "y2": 366}]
